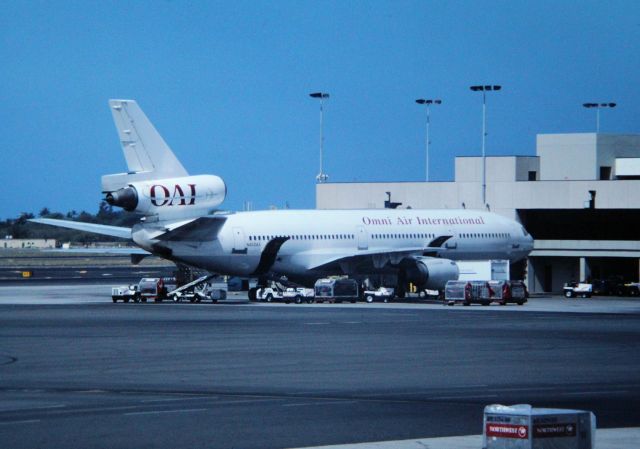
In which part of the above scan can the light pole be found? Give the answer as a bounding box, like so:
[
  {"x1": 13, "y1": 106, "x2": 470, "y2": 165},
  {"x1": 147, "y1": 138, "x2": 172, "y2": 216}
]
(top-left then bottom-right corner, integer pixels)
[
  {"x1": 415, "y1": 99, "x2": 442, "y2": 182},
  {"x1": 583, "y1": 102, "x2": 616, "y2": 133},
  {"x1": 309, "y1": 92, "x2": 330, "y2": 183},
  {"x1": 470, "y1": 85, "x2": 501, "y2": 205}
]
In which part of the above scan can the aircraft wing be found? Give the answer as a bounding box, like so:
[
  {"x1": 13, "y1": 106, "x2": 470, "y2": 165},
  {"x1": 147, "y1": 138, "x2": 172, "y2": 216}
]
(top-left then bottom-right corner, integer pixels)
[
  {"x1": 296, "y1": 246, "x2": 429, "y2": 272},
  {"x1": 154, "y1": 215, "x2": 227, "y2": 241},
  {"x1": 29, "y1": 218, "x2": 132, "y2": 239},
  {"x1": 297, "y1": 235, "x2": 454, "y2": 272}
]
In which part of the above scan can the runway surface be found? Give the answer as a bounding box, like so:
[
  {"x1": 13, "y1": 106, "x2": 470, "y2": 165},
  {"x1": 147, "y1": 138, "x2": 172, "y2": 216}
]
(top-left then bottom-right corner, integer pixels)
[
  {"x1": 0, "y1": 266, "x2": 175, "y2": 285},
  {"x1": 1, "y1": 285, "x2": 639, "y2": 449}
]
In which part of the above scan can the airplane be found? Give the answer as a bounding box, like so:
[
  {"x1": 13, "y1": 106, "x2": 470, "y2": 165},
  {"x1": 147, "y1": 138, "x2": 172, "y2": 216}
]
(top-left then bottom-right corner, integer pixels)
[{"x1": 32, "y1": 99, "x2": 534, "y2": 298}]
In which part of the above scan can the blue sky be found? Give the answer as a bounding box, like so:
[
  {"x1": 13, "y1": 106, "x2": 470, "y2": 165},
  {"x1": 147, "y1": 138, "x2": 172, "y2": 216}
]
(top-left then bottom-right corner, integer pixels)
[{"x1": 1, "y1": 1, "x2": 639, "y2": 219}]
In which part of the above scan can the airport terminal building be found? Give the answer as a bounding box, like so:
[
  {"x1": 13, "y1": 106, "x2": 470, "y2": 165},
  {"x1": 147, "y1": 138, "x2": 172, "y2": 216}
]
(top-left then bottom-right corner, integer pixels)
[{"x1": 316, "y1": 133, "x2": 640, "y2": 293}]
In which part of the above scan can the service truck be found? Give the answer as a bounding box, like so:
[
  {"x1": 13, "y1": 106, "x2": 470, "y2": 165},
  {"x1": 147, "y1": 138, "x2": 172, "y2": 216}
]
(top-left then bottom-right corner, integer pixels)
[
  {"x1": 456, "y1": 260, "x2": 510, "y2": 281},
  {"x1": 111, "y1": 284, "x2": 139, "y2": 303},
  {"x1": 363, "y1": 286, "x2": 395, "y2": 303},
  {"x1": 563, "y1": 282, "x2": 593, "y2": 298},
  {"x1": 256, "y1": 284, "x2": 286, "y2": 302},
  {"x1": 445, "y1": 279, "x2": 527, "y2": 306},
  {"x1": 283, "y1": 287, "x2": 315, "y2": 304}
]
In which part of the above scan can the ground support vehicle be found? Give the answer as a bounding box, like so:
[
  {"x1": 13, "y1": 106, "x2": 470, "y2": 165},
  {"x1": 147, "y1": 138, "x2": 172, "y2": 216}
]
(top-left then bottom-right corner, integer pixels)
[
  {"x1": 256, "y1": 284, "x2": 286, "y2": 302},
  {"x1": 137, "y1": 277, "x2": 177, "y2": 302},
  {"x1": 363, "y1": 287, "x2": 395, "y2": 303},
  {"x1": 591, "y1": 279, "x2": 615, "y2": 296},
  {"x1": 563, "y1": 282, "x2": 593, "y2": 298},
  {"x1": 456, "y1": 259, "x2": 510, "y2": 281},
  {"x1": 487, "y1": 280, "x2": 527, "y2": 305},
  {"x1": 591, "y1": 277, "x2": 634, "y2": 296},
  {"x1": 622, "y1": 282, "x2": 640, "y2": 296},
  {"x1": 111, "y1": 284, "x2": 139, "y2": 303},
  {"x1": 169, "y1": 275, "x2": 227, "y2": 303},
  {"x1": 283, "y1": 287, "x2": 315, "y2": 304},
  {"x1": 444, "y1": 280, "x2": 494, "y2": 306},
  {"x1": 313, "y1": 278, "x2": 359, "y2": 303}
]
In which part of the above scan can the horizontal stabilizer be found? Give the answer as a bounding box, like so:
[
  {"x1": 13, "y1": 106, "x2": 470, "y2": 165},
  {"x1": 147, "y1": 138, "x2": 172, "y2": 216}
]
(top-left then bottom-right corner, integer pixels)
[
  {"x1": 29, "y1": 218, "x2": 132, "y2": 240},
  {"x1": 43, "y1": 247, "x2": 149, "y2": 255}
]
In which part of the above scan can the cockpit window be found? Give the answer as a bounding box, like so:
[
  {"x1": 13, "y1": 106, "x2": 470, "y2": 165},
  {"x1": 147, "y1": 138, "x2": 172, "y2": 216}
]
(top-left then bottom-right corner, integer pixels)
[{"x1": 521, "y1": 226, "x2": 529, "y2": 237}]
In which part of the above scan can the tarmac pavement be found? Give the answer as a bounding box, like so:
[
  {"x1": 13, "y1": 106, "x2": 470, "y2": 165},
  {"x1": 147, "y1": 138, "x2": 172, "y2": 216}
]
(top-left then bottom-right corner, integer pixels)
[
  {"x1": 1, "y1": 284, "x2": 639, "y2": 448},
  {"x1": 294, "y1": 427, "x2": 640, "y2": 448}
]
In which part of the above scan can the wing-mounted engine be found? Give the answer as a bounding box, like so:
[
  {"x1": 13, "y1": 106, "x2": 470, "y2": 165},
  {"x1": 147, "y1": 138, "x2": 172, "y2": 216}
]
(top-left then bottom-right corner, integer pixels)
[
  {"x1": 104, "y1": 174, "x2": 226, "y2": 220},
  {"x1": 400, "y1": 256, "x2": 459, "y2": 290}
]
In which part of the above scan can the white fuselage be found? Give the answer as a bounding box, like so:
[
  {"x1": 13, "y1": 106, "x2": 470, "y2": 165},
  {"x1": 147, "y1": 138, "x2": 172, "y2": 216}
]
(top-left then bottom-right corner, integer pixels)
[{"x1": 134, "y1": 208, "x2": 533, "y2": 282}]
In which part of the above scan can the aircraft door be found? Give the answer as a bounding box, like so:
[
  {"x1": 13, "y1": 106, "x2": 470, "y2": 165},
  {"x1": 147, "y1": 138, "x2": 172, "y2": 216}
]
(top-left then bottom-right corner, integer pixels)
[
  {"x1": 356, "y1": 226, "x2": 369, "y2": 250},
  {"x1": 445, "y1": 229, "x2": 457, "y2": 249},
  {"x1": 232, "y1": 227, "x2": 247, "y2": 254}
]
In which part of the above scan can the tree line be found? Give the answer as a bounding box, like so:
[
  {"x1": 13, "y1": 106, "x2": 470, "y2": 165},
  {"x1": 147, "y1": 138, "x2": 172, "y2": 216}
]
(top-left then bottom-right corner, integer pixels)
[{"x1": 1, "y1": 202, "x2": 143, "y2": 244}]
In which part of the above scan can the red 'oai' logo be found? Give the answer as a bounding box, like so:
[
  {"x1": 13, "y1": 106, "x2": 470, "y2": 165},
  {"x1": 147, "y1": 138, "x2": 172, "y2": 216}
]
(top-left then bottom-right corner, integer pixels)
[{"x1": 150, "y1": 184, "x2": 196, "y2": 207}]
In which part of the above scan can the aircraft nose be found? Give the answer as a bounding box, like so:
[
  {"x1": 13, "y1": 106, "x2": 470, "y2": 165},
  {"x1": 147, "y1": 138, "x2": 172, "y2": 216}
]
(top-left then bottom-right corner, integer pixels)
[
  {"x1": 515, "y1": 223, "x2": 534, "y2": 253},
  {"x1": 526, "y1": 234, "x2": 534, "y2": 250}
]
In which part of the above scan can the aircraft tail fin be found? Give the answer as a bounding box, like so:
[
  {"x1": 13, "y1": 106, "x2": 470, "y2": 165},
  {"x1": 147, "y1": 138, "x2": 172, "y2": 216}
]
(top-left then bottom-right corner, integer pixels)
[{"x1": 102, "y1": 99, "x2": 189, "y2": 191}]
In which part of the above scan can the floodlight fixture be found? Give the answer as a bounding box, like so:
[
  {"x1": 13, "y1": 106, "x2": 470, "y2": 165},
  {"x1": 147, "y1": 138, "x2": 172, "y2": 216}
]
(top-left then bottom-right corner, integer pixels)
[
  {"x1": 470, "y1": 85, "x2": 501, "y2": 92},
  {"x1": 470, "y1": 84, "x2": 502, "y2": 204},
  {"x1": 583, "y1": 102, "x2": 616, "y2": 132},
  {"x1": 310, "y1": 92, "x2": 330, "y2": 183},
  {"x1": 415, "y1": 98, "x2": 443, "y2": 182}
]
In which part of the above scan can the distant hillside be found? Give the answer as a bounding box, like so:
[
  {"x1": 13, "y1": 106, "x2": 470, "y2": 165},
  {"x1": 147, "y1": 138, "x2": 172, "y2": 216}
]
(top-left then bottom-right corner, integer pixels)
[{"x1": 1, "y1": 202, "x2": 143, "y2": 244}]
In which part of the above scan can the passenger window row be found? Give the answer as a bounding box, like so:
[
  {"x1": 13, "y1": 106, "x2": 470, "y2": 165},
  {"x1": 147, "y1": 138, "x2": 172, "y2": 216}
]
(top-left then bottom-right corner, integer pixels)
[
  {"x1": 459, "y1": 233, "x2": 511, "y2": 239},
  {"x1": 372, "y1": 233, "x2": 435, "y2": 239},
  {"x1": 248, "y1": 234, "x2": 355, "y2": 241},
  {"x1": 247, "y1": 232, "x2": 512, "y2": 242}
]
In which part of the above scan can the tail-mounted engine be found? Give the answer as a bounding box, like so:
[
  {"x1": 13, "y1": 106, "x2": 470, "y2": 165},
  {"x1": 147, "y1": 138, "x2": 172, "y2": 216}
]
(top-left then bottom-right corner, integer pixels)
[{"x1": 105, "y1": 174, "x2": 226, "y2": 219}]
